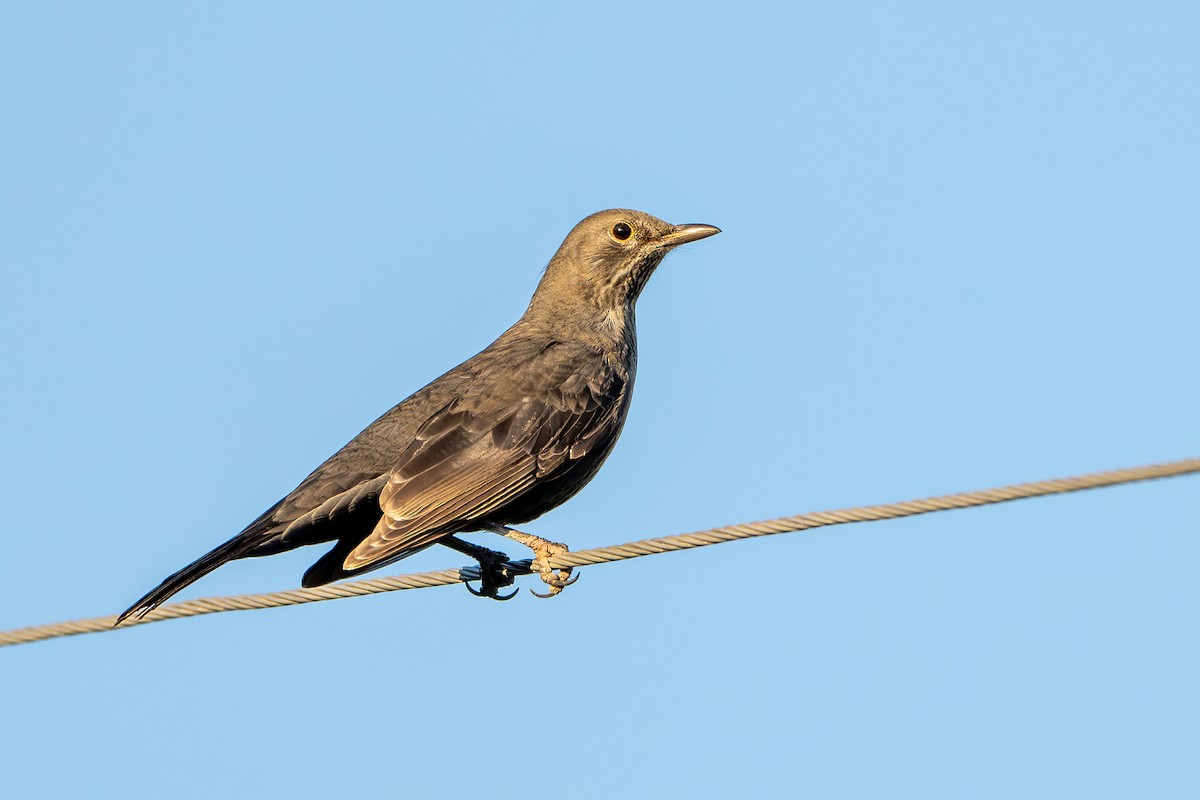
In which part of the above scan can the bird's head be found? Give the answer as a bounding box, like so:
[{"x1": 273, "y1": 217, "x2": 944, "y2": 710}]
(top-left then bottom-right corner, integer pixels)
[{"x1": 528, "y1": 209, "x2": 720, "y2": 324}]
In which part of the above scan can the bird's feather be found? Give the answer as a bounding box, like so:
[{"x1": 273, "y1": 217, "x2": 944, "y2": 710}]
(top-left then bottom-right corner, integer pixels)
[{"x1": 339, "y1": 347, "x2": 626, "y2": 575}]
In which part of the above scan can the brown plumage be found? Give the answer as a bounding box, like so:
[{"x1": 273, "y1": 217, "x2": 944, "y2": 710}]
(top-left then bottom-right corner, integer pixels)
[{"x1": 118, "y1": 209, "x2": 720, "y2": 622}]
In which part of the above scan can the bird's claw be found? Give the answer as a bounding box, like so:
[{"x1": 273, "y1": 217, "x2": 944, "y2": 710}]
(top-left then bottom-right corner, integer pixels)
[
  {"x1": 462, "y1": 548, "x2": 519, "y2": 601},
  {"x1": 531, "y1": 569, "x2": 579, "y2": 599},
  {"x1": 466, "y1": 581, "x2": 519, "y2": 601},
  {"x1": 528, "y1": 539, "x2": 579, "y2": 599}
]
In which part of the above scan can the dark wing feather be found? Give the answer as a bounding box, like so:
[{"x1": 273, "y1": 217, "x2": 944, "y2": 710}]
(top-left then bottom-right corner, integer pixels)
[{"x1": 339, "y1": 354, "x2": 625, "y2": 575}]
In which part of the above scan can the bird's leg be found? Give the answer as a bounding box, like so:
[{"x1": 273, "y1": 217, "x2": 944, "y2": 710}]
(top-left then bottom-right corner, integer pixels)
[
  {"x1": 479, "y1": 523, "x2": 579, "y2": 598},
  {"x1": 440, "y1": 536, "x2": 518, "y2": 601}
]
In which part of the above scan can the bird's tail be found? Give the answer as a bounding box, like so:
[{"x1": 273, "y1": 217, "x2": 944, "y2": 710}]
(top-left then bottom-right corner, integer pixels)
[{"x1": 115, "y1": 532, "x2": 264, "y2": 627}]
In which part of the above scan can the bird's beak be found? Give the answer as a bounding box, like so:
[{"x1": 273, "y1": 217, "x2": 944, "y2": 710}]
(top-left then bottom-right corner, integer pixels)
[{"x1": 656, "y1": 223, "x2": 722, "y2": 249}]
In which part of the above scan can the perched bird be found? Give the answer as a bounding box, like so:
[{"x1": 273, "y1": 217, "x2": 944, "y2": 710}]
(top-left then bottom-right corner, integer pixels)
[{"x1": 118, "y1": 209, "x2": 720, "y2": 623}]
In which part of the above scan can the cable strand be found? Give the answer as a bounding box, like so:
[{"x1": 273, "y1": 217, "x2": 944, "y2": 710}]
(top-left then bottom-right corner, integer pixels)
[{"x1": 2, "y1": 456, "x2": 1196, "y2": 648}]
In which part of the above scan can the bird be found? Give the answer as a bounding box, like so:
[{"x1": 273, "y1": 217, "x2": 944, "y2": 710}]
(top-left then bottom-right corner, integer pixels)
[{"x1": 118, "y1": 209, "x2": 720, "y2": 623}]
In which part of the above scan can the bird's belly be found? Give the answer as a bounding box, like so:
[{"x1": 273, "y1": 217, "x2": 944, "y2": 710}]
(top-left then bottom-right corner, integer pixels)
[{"x1": 488, "y1": 439, "x2": 620, "y2": 526}]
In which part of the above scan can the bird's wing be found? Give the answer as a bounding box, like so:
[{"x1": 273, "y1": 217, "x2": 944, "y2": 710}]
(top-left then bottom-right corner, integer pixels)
[{"x1": 340, "y1": 358, "x2": 625, "y2": 574}]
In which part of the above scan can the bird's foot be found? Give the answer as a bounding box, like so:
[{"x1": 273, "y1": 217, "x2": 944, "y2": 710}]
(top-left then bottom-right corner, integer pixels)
[
  {"x1": 482, "y1": 524, "x2": 580, "y2": 599},
  {"x1": 442, "y1": 536, "x2": 518, "y2": 601},
  {"x1": 466, "y1": 547, "x2": 519, "y2": 601},
  {"x1": 529, "y1": 554, "x2": 580, "y2": 599},
  {"x1": 526, "y1": 538, "x2": 578, "y2": 599}
]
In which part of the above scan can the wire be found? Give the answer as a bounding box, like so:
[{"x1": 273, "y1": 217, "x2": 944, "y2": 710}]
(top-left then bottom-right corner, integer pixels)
[{"x1": 2, "y1": 456, "x2": 1197, "y2": 648}]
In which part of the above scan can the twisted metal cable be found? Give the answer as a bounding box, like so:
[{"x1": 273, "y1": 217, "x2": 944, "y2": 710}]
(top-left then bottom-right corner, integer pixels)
[{"x1": 3, "y1": 456, "x2": 1197, "y2": 648}]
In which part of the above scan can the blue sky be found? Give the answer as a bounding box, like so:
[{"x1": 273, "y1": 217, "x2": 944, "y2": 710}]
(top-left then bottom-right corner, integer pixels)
[{"x1": 2, "y1": 2, "x2": 1197, "y2": 797}]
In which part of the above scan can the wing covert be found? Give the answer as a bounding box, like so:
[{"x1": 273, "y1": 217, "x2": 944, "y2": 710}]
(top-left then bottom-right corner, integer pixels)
[{"x1": 340, "y1": 357, "x2": 626, "y2": 574}]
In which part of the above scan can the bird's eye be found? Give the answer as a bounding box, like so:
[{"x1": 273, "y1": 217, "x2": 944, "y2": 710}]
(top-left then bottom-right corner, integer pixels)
[{"x1": 611, "y1": 222, "x2": 632, "y2": 241}]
